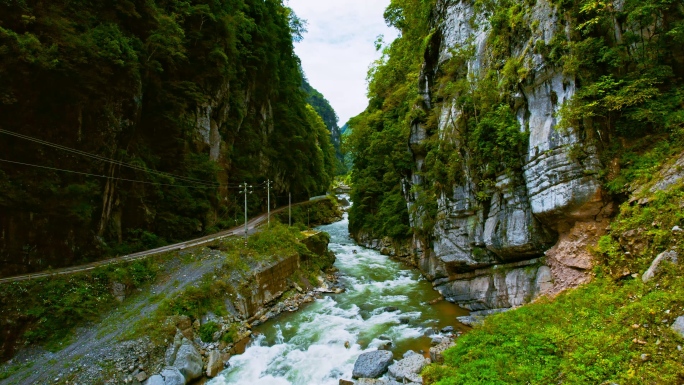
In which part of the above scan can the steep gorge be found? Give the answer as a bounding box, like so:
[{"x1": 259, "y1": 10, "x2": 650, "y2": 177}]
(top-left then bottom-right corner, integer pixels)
[{"x1": 347, "y1": 0, "x2": 684, "y2": 310}]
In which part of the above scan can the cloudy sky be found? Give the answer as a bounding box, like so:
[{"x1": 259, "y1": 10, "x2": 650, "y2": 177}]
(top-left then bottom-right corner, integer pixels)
[{"x1": 287, "y1": 0, "x2": 399, "y2": 126}]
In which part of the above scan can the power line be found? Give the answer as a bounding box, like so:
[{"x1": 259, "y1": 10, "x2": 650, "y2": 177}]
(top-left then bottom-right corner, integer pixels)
[
  {"x1": 0, "y1": 128, "x2": 225, "y2": 187},
  {"x1": 0, "y1": 158, "x2": 243, "y2": 189}
]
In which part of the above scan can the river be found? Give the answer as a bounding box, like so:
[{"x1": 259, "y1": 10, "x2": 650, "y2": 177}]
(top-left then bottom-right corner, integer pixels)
[{"x1": 208, "y1": 213, "x2": 468, "y2": 385}]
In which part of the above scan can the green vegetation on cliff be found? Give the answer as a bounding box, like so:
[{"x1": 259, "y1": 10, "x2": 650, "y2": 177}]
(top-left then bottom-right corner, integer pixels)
[
  {"x1": 345, "y1": 0, "x2": 684, "y2": 238},
  {"x1": 344, "y1": 0, "x2": 436, "y2": 240},
  {"x1": 0, "y1": 0, "x2": 337, "y2": 276},
  {"x1": 303, "y1": 79, "x2": 347, "y2": 174}
]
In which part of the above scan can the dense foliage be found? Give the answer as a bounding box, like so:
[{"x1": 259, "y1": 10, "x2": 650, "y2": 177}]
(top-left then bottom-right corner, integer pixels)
[
  {"x1": 0, "y1": 0, "x2": 337, "y2": 275},
  {"x1": 346, "y1": 0, "x2": 684, "y2": 239},
  {"x1": 344, "y1": 0, "x2": 436, "y2": 240},
  {"x1": 303, "y1": 79, "x2": 347, "y2": 174}
]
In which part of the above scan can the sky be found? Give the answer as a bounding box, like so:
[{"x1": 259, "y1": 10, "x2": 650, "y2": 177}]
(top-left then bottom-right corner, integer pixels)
[{"x1": 287, "y1": 0, "x2": 399, "y2": 126}]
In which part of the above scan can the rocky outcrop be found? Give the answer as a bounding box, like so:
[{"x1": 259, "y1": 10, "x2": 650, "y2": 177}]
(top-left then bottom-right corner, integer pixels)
[
  {"x1": 229, "y1": 232, "x2": 337, "y2": 320},
  {"x1": 404, "y1": 0, "x2": 613, "y2": 310},
  {"x1": 642, "y1": 250, "x2": 679, "y2": 283},
  {"x1": 432, "y1": 258, "x2": 552, "y2": 311},
  {"x1": 354, "y1": 232, "x2": 413, "y2": 259},
  {"x1": 352, "y1": 350, "x2": 394, "y2": 379}
]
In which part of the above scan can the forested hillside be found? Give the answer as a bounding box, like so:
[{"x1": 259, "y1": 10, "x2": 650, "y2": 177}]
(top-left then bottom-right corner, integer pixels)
[
  {"x1": 303, "y1": 79, "x2": 346, "y2": 174},
  {"x1": 0, "y1": 0, "x2": 336, "y2": 277}
]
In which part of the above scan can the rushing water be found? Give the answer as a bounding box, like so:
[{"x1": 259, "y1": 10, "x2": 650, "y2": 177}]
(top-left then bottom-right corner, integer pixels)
[{"x1": 209, "y1": 213, "x2": 468, "y2": 385}]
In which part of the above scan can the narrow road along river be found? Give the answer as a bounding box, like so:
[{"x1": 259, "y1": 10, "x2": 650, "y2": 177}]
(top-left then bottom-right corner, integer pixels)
[{"x1": 209, "y1": 213, "x2": 468, "y2": 385}]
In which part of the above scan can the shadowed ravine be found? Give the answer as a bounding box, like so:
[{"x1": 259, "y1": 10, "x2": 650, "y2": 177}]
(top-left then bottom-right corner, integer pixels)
[{"x1": 209, "y1": 213, "x2": 468, "y2": 385}]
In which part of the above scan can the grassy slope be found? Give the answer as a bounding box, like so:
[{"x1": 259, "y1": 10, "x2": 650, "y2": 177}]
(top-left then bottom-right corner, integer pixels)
[{"x1": 425, "y1": 148, "x2": 684, "y2": 385}]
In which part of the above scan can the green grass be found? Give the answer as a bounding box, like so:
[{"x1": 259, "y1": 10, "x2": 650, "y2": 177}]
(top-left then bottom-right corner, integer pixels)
[
  {"x1": 0, "y1": 361, "x2": 33, "y2": 380},
  {"x1": 424, "y1": 269, "x2": 684, "y2": 384},
  {"x1": 0, "y1": 257, "x2": 162, "y2": 357}
]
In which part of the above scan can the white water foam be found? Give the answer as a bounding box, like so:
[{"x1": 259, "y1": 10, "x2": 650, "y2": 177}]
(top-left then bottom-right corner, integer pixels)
[{"x1": 209, "y1": 214, "x2": 438, "y2": 385}]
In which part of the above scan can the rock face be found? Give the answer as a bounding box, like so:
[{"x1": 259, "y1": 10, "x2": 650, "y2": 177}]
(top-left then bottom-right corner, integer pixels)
[
  {"x1": 172, "y1": 340, "x2": 203, "y2": 382},
  {"x1": 352, "y1": 350, "x2": 394, "y2": 379},
  {"x1": 403, "y1": 0, "x2": 612, "y2": 310}
]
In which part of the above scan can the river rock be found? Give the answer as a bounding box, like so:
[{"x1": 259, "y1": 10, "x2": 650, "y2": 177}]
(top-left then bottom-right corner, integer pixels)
[
  {"x1": 457, "y1": 308, "x2": 511, "y2": 327},
  {"x1": 145, "y1": 367, "x2": 185, "y2": 385},
  {"x1": 388, "y1": 350, "x2": 429, "y2": 383},
  {"x1": 671, "y1": 316, "x2": 684, "y2": 338},
  {"x1": 339, "y1": 380, "x2": 355, "y2": 385},
  {"x1": 430, "y1": 339, "x2": 456, "y2": 364},
  {"x1": 135, "y1": 371, "x2": 148, "y2": 382},
  {"x1": 355, "y1": 379, "x2": 405, "y2": 385},
  {"x1": 206, "y1": 349, "x2": 223, "y2": 377},
  {"x1": 352, "y1": 350, "x2": 394, "y2": 379},
  {"x1": 642, "y1": 250, "x2": 679, "y2": 283},
  {"x1": 172, "y1": 340, "x2": 202, "y2": 382}
]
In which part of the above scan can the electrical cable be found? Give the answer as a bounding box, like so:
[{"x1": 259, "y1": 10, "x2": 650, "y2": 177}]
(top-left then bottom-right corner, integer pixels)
[
  {"x1": 0, "y1": 128, "x2": 228, "y2": 187},
  {"x1": 0, "y1": 158, "x2": 246, "y2": 189}
]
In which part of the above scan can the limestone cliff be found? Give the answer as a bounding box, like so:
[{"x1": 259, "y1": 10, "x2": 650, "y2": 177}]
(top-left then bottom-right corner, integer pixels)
[{"x1": 404, "y1": 0, "x2": 614, "y2": 310}]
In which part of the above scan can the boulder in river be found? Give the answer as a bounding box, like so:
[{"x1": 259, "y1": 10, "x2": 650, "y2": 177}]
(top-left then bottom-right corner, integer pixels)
[
  {"x1": 172, "y1": 340, "x2": 203, "y2": 382},
  {"x1": 388, "y1": 350, "x2": 429, "y2": 383},
  {"x1": 206, "y1": 349, "x2": 223, "y2": 377},
  {"x1": 352, "y1": 350, "x2": 394, "y2": 379},
  {"x1": 145, "y1": 367, "x2": 185, "y2": 385}
]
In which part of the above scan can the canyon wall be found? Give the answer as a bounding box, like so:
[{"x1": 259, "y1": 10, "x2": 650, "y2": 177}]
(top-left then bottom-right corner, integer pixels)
[{"x1": 404, "y1": 0, "x2": 614, "y2": 310}]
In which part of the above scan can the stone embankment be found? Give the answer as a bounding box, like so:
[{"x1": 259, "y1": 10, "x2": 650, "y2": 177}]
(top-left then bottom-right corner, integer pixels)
[{"x1": 137, "y1": 231, "x2": 341, "y2": 385}]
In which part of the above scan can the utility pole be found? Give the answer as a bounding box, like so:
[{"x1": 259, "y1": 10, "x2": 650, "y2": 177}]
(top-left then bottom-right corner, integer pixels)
[
  {"x1": 239, "y1": 182, "x2": 252, "y2": 246},
  {"x1": 267, "y1": 179, "x2": 271, "y2": 228},
  {"x1": 288, "y1": 192, "x2": 292, "y2": 227}
]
